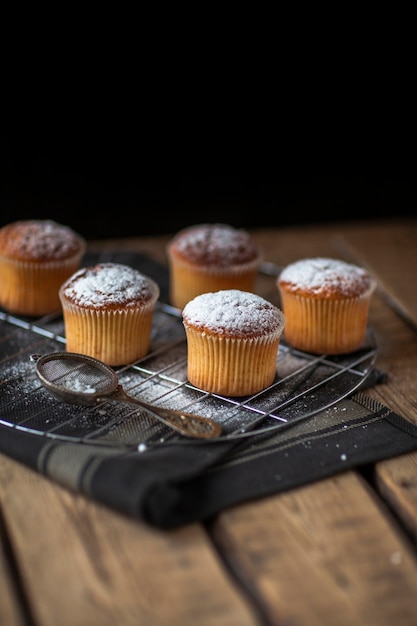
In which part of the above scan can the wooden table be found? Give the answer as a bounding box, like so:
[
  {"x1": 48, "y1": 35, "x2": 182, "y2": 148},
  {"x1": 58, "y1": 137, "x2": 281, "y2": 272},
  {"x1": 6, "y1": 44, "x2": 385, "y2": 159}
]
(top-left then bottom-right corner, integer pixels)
[{"x1": 1, "y1": 217, "x2": 417, "y2": 626}]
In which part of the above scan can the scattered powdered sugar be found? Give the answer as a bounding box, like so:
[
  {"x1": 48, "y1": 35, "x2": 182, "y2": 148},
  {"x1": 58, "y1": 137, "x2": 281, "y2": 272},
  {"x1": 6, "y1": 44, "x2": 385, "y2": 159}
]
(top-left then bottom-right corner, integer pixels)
[
  {"x1": 182, "y1": 289, "x2": 285, "y2": 336},
  {"x1": 278, "y1": 257, "x2": 374, "y2": 297},
  {"x1": 169, "y1": 223, "x2": 260, "y2": 266},
  {"x1": 60, "y1": 263, "x2": 158, "y2": 308},
  {"x1": 61, "y1": 377, "x2": 97, "y2": 393},
  {"x1": 0, "y1": 219, "x2": 85, "y2": 260}
]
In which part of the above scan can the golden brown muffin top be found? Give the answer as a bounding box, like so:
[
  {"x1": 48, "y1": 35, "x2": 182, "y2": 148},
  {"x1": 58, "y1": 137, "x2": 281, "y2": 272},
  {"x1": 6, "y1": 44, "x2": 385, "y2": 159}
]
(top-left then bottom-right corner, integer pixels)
[
  {"x1": 278, "y1": 257, "x2": 376, "y2": 299},
  {"x1": 59, "y1": 262, "x2": 160, "y2": 310},
  {"x1": 0, "y1": 220, "x2": 86, "y2": 262},
  {"x1": 168, "y1": 223, "x2": 261, "y2": 267},
  {"x1": 182, "y1": 289, "x2": 285, "y2": 338}
]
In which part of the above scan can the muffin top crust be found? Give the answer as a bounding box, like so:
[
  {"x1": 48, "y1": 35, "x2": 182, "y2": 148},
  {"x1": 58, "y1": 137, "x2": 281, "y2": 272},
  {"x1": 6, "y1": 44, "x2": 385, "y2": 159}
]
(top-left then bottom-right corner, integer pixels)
[
  {"x1": 0, "y1": 220, "x2": 86, "y2": 262},
  {"x1": 278, "y1": 257, "x2": 375, "y2": 299},
  {"x1": 168, "y1": 223, "x2": 261, "y2": 267},
  {"x1": 59, "y1": 263, "x2": 160, "y2": 310},
  {"x1": 182, "y1": 289, "x2": 285, "y2": 338}
]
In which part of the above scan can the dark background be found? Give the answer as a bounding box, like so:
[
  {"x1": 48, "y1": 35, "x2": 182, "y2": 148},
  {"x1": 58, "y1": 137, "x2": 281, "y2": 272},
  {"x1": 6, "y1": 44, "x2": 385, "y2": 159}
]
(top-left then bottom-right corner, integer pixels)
[{"x1": 1, "y1": 134, "x2": 415, "y2": 241}]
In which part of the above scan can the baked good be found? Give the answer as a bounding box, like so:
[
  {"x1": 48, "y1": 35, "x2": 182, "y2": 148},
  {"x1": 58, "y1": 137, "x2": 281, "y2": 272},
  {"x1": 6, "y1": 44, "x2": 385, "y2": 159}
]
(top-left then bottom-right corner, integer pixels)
[
  {"x1": 167, "y1": 223, "x2": 262, "y2": 310},
  {"x1": 277, "y1": 257, "x2": 376, "y2": 354},
  {"x1": 0, "y1": 219, "x2": 86, "y2": 317},
  {"x1": 59, "y1": 262, "x2": 160, "y2": 366},
  {"x1": 182, "y1": 289, "x2": 285, "y2": 396}
]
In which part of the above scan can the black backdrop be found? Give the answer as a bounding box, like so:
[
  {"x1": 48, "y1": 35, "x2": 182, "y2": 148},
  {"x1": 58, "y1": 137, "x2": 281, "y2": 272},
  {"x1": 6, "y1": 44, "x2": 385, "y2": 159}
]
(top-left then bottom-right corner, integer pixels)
[{"x1": 1, "y1": 135, "x2": 415, "y2": 241}]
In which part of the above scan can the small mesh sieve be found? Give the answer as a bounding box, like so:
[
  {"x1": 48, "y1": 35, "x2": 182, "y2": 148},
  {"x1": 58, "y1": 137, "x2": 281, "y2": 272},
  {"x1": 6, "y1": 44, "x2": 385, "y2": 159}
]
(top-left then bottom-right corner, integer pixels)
[{"x1": 32, "y1": 352, "x2": 222, "y2": 439}]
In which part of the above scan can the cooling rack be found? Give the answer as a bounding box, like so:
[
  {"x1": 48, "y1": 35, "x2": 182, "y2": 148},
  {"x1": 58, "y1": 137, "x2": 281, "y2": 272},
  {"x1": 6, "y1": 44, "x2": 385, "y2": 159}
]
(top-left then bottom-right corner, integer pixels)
[{"x1": 0, "y1": 303, "x2": 377, "y2": 450}]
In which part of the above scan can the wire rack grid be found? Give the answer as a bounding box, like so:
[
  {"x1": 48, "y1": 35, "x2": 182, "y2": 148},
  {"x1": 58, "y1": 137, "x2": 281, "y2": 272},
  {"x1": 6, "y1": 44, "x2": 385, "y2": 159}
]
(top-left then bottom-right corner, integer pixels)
[{"x1": 0, "y1": 301, "x2": 377, "y2": 450}]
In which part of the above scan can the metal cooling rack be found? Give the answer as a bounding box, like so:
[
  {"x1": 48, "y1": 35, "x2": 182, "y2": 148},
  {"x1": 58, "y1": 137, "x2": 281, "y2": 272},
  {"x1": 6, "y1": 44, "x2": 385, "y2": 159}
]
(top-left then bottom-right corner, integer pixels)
[{"x1": 0, "y1": 303, "x2": 377, "y2": 450}]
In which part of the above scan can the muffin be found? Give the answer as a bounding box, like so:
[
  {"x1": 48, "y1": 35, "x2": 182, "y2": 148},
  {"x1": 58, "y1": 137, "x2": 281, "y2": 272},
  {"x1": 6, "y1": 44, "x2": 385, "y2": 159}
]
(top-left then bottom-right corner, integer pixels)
[
  {"x1": 59, "y1": 262, "x2": 160, "y2": 366},
  {"x1": 167, "y1": 223, "x2": 262, "y2": 310},
  {"x1": 277, "y1": 257, "x2": 377, "y2": 355},
  {"x1": 182, "y1": 289, "x2": 286, "y2": 396},
  {"x1": 0, "y1": 219, "x2": 86, "y2": 317}
]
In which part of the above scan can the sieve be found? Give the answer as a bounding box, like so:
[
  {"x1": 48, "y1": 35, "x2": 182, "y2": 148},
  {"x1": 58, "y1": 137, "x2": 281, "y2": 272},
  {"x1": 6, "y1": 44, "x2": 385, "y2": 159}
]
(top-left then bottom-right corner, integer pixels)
[{"x1": 31, "y1": 352, "x2": 222, "y2": 439}]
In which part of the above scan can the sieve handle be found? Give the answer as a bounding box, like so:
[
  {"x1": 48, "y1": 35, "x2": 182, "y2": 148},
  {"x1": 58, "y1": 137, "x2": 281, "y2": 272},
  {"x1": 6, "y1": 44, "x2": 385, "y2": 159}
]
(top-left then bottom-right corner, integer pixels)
[{"x1": 108, "y1": 385, "x2": 222, "y2": 439}]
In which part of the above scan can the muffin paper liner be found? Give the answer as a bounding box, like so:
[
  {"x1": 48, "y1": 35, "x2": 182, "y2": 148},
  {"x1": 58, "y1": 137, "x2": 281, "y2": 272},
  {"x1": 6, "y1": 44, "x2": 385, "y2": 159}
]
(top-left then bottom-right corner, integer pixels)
[
  {"x1": 168, "y1": 256, "x2": 261, "y2": 310},
  {"x1": 0, "y1": 253, "x2": 85, "y2": 316},
  {"x1": 184, "y1": 326, "x2": 282, "y2": 396},
  {"x1": 61, "y1": 301, "x2": 157, "y2": 366},
  {"x1": 280, "y1": 291, "x2": 374, "y2": 354}
]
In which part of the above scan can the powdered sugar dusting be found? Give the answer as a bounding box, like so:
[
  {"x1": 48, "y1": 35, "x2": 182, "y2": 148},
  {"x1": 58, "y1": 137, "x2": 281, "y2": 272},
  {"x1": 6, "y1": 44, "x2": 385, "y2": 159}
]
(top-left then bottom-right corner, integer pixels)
[
  {"x1": 182, "y1": 289, "x2": 285, "y2": 337},
  {"x1": 0, "y1": 220, "x2": 85, "y2": 261},
  {"x1": 60, "y1": 263, "x2": 159, "y2": 308},
  {"x1": 278, "y1": 257, "x2": 374, "y2": 297},
  {"x1": 169, "y1": 223, "x2": 260, "y2": 266}
]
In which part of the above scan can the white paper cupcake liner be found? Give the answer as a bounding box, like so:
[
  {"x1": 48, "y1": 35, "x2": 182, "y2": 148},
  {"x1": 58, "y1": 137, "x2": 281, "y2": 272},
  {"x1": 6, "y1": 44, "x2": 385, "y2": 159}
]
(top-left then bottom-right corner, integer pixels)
[{"x1": 184, "y1": 326, "x2": 282, "y2": 396}]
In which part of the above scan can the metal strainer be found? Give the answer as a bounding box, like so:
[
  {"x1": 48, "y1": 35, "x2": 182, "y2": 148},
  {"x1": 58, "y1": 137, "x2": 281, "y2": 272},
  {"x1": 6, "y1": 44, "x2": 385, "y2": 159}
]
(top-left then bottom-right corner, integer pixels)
[{"x1": 31, "y1": 352, "x2": 222, "y2": 439}]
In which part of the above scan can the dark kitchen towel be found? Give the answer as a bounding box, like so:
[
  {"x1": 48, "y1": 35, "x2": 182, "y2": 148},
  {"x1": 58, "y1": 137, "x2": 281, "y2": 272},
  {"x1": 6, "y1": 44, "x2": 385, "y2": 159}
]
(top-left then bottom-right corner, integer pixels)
[{"x1": 1, "y1": 389, "x2": 417, "y2": 529}]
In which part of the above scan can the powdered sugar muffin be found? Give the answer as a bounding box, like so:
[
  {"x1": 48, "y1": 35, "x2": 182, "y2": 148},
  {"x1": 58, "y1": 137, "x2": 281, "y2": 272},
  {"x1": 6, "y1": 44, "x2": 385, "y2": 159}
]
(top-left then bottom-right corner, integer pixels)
[
  {"x1": 167, "y1": 223, "x2": 262, "y2": 310},
  {"x1": 182, "y1": 289, "x2": 285, "y2": 396},
  {"x1": 0, "y1": 219, "x2": 86, "y2": 316},
  {"x1": 59, "y1": 262, "x2": 160, "y2": 366},
  {"x1": 277, "y1": 257, "x2": 376, "y2": 355}
]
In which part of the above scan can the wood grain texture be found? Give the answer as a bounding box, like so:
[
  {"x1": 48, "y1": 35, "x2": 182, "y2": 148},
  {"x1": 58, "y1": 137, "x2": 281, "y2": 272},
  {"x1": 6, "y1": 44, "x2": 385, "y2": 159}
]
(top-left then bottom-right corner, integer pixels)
[
  {"x1": 0, "y1": 528, "x2": 26, "y2": 626},
  {"x1": 334, "y1": 217, "x2": 417, "y2": 329},
  {"x1": 211, "y1": 472, "x2": 417, "y2": 626},
  {"x1": 0, "y1": 455, "x2": 258, "y2": 626}
]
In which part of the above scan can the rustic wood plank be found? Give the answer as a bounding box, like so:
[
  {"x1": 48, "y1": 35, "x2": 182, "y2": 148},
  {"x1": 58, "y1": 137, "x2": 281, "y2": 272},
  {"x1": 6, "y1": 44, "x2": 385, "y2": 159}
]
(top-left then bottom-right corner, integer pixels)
[
  {"x1": 363, "y1": 289, "x2": 417, "y2": 422},
  {"x1": 332, "y1": 217, "x2": 417, "y2": 329},
  {"x1": 0, "y1": 529, "x2": 26, "y2": 626},
  {"x1": 0, "y1": 455, "x2": 258, "y2": 626},
  {"x1": 211, "y1": 471, "x2": 417, "y2": 626},
  {"x1": 330, "y1": 218, "x2": 417, "y2": 546},
  {"x1": 375, "y1": 453, "x2": 417, "y2": 543},
  {"x1": 332, "y1": 219, "x2": 417, "y2": 555}
]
